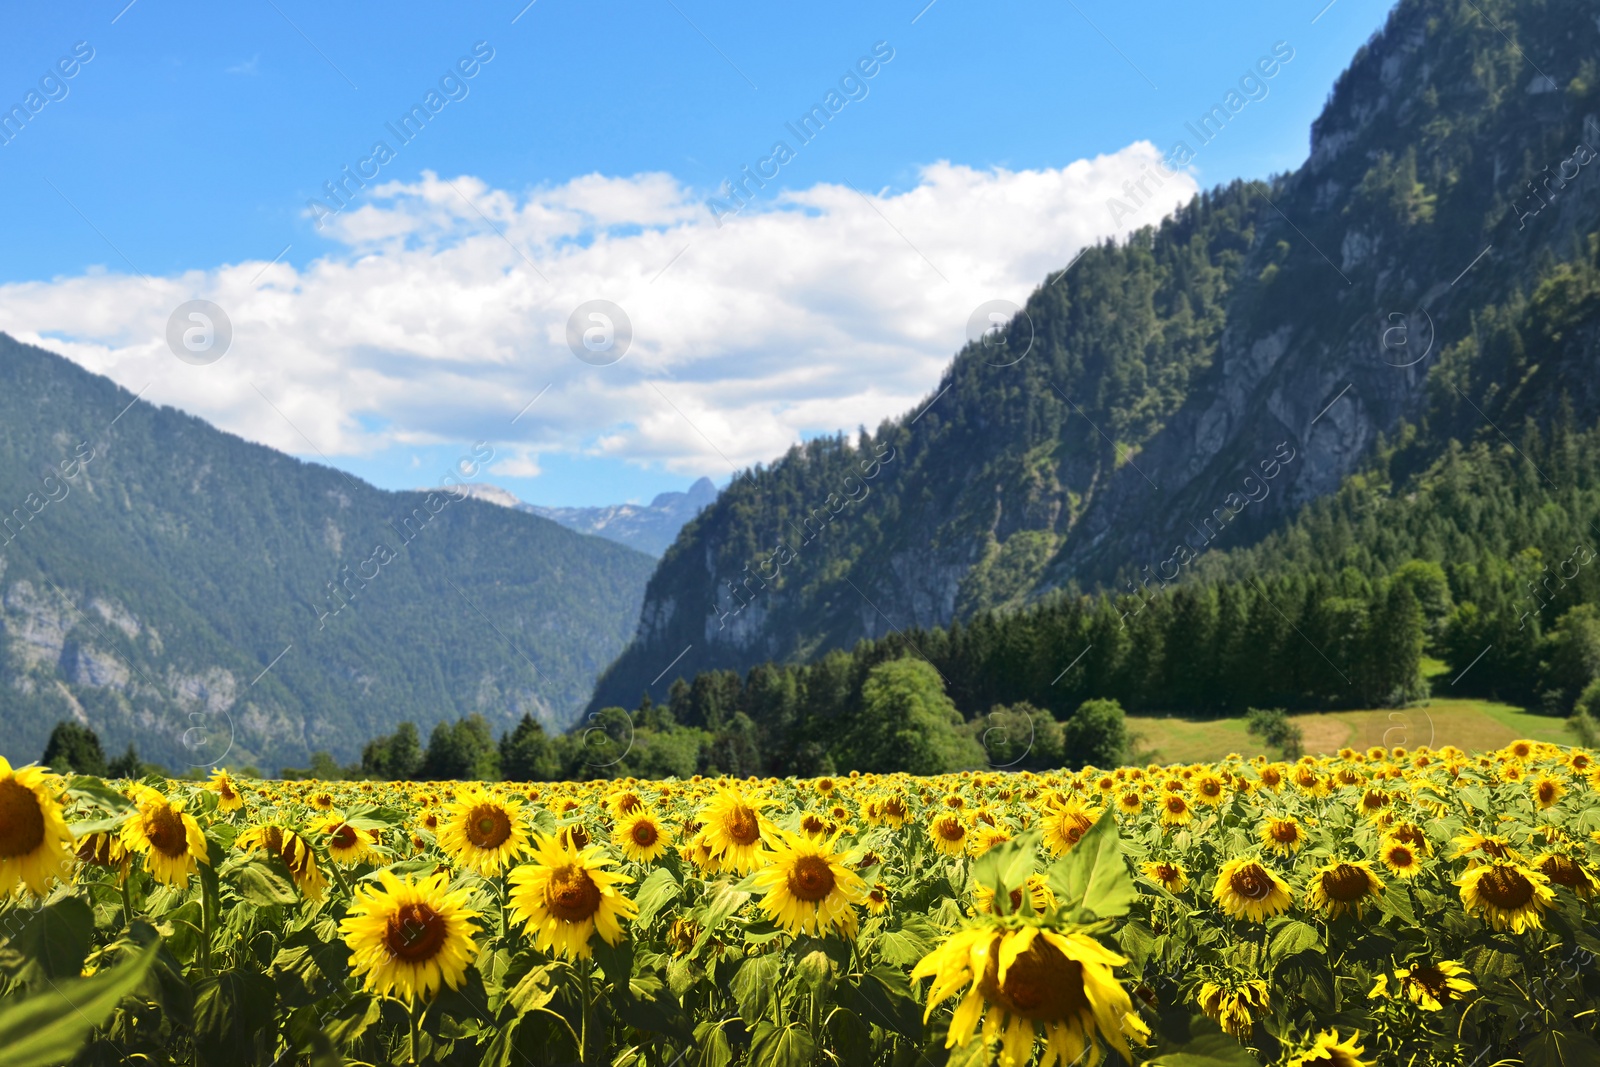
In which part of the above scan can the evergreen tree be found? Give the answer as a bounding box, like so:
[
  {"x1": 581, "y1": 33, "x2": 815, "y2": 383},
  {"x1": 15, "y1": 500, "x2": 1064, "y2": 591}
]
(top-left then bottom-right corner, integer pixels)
[
  {"x1": 41, "y1": 721, "x2": 108, "y2": 776},
  {"x1": 499, "y1": 714, "x2": 561, "y2": 781}
]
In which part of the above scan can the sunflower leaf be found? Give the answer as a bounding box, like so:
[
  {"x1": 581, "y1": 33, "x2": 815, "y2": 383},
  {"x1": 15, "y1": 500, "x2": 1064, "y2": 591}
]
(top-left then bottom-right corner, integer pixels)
[
  {"x1": 749, "y1": 1020, "x2": 815, "y2": 1067},
  {"x1": 632, "y1": 866, "x2": 682, "y2": 928},
  {"x1": 1047, "y1": 808, "x2": 1136, "y2": 920},
  {"x1": 0, "y1": 936, "x2": 158, "y2": 1067},
  {"x1": 65, "y1": 778, "x2": 135, "y2": 813},
  {"x1": 1, "y1": 895, "x2": 94, "y2": 983}
]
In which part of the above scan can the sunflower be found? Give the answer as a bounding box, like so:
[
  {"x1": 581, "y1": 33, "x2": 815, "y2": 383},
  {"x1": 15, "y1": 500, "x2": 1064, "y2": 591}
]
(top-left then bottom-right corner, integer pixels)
[
  {"x1": 928, "y1": 813, "x2": 970, "y2": 857},
  {"x1": 1530, "y1": 774, "x2": 1566, "y2": 810},
  {"x1": 311, "y1": 813, "x2": 381, "y2": 865},
  {"x1": 1191, "y1": 773, "x2": 1228, "y2": 806},
  {"x1": 1158, "y1": 792, "x2": 1193, "y2": 828},
  {"x1": 1305, "y1": 859, "x2": 1384, "y2": 920},
  {"x1": 340, "y1": 870, "x2": 481, "y2": 1003},
  {"x1": 974, "y1": 873, "x2": 1057, "y2": 916},
  {"x1": 864, "y1": 882, "x2": 891, "y2": 914},
  {"x1": 120, "y1": 786, "x2": 208, "y2": 887},
  {"x1": 0, "y1": 758, "x2": 77, "y2": 897},
  {"x1": 748, "y1": 828, "x2": 867, "y2": 937},
  {"x1": 236, "y1": 824, "x2": 328, "y2": 900},
  {"x1": 507, "y1": 832, "x2": 638, "y2": 960},
  {"x1": 1260, "y1": 816, "x2": 1306, "y2": 855},
  {"x1": 1140, "y1": 860, "x2": 1188, "y2": 894},
  {"x1": 437, "y1": 789, "x2": 530, "y2": 877},
  {"x1": 869, "y1": 793, "x2": 911, "y2": 828},
  {"x1": 911, "y1": 919, "x2": 1149, "y2": 1067},
  {"x1": 606, "y1": 789, "x2": 645, "y2": 820},
  {"x1": 1197, "y1": 977, "x2": 1270, "y2": 1038},
  {"x1": 1212, "y1": 857, "x2": 1292, "y2": 922},
  {"x1": 695, "y1": 787, "x2": 773, "y2": 874},
  {"x1": 1533, "y1": 851, "x2": 1600, "y2": 897},
  {"x1": 1369, "y1": 960, "x2": 1476, "y2": 1010},
  {"x1": 1041, "y1": 801, "x2": 1099, "y2": 857},
  {"x1": 1379, "y1": 838, "x2": 1426, "y2": 878},
  {"x1": 1455, "y1": 860, "x2": 1556, "y2": 933},
  {"x1": 1286, "y1": 1029, "x2": 1370, "y2": 1067},
  {"x1": 1451, "y1": 829, "x2": 1522, "y2": 865},
  {"x1": 207, "y1": 769, "x2": 245, "y2": 812},
  {"x1": 1115, "y1": 789, "x2": 1143, "y2": 815},
  {"x1": 613, "y1": 808, "x2": 672, "y2": 863},
  {"x1": 75, "y1": 830, "x2": 129, "y2": 878}
]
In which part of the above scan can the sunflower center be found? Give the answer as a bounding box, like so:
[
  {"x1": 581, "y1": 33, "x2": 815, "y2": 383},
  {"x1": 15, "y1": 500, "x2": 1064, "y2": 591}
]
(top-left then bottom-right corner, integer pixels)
[
  {"x1": 1229, "y1": 865, "x2": 1274, "y2": 900},
  {"x1": 1538, "y1": 854, "x2": 1582, "y2": 887},
  {"x1": 616, "y1": 794, "x2": 642, "y2": 815},
  {"x1": 383, "y1": 902, "x2": 447, "y2": 963},
  {"x1": 935, "y1": 817, "x2": 965, "y2": 841},
  {"x1": 1322, "y1": 863, "x2": 1373, "y2": 901},
  {"x1": 980, "y1": 938, "x2": 1090, "y2": 1022},
  {"x1": 1388, "y1": 845, "x2": 1415, "y2": 866},
  {"x1": 143, "y1": 804, "x2": 190, "y2": 858},
  {"x1": 547, "y1": 864, "x2": 602, "y2": 922},
  {"x1": 467, "y1": 804, "x2": 511, "y2": 849},
  {"x1": 1410, "y1": 966, "x2": 1449, "y2": 1001},
  {"x1": 630, "y1": 821, "x2": 659, "y2": 847},
  {"x1": 726, "y1": 806, "x2": 761, "y2": 846},
  {"x1": 787, "y1": 855, "x2": 837, "y2": 903},
  {"x1": 1537, "y1": 782, "x2": 1558, "y2": 804},
  {"x1": 1270, "y1": 822, "x2": 1300, "y2": 843},
  {"x1": 0, "y1": 778, "x2": 46, "y2": 858},
  {"x1": 1477, "y1": 865, "x2": 1536, "y2": 909},
  {"x1": 332, "y1": 825, "x2": 358, "y2": 849}
]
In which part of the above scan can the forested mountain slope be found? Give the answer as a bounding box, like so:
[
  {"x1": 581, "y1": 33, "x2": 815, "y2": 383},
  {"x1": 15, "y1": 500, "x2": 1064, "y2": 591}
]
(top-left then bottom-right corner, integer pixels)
[
  {"x1": 590, "y1": 0, "x2": 1600, "y2": 712},
  {"x1": 0, "y1": 334, "x2": 655, "y2": 771}
]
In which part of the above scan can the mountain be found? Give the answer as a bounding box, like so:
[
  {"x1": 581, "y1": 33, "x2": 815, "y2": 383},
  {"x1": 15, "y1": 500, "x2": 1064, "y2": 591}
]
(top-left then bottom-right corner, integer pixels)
[
  {"x1": 0, "y1": 334, "x2": 656, "y2": 771},
  {"x1": 523, "y1": 478, "x2": 720, "y2": 557},
  {"x1": 418, "y1": 478, "x2": 719, "y2": 557},
  {"x1": 589, "y1": 0, "x2": 1600, "y2": 713}
]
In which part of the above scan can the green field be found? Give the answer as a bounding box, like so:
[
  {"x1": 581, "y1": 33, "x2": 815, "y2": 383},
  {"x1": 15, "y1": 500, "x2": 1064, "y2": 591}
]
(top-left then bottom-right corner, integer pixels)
[{"x1": 1127, "y1": 698, "x2": 1578, "y2": 766}]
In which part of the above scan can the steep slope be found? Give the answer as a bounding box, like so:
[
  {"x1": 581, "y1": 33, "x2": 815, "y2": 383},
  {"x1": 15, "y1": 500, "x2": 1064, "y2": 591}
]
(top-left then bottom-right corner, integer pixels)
[
  {"x1": 0, "y1": 334, "x2": 655, "y2": 771},
  {"x1": 590, "y1": 0, "x2": 1600, "y2": 712}
]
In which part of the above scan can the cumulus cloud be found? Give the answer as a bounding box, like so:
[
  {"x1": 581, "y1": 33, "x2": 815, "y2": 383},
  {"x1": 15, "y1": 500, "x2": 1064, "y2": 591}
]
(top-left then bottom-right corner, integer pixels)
[{"x1": 0, "y1": 144, "x2": 1197, "y2": 481}]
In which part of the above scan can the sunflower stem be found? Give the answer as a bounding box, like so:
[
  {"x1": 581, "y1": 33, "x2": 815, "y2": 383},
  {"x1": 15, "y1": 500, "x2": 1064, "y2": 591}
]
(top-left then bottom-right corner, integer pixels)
[
  {"x1": 580, "y1": 957, "x2": 594, "y2": 1064},
  {"x1": 118, "y1": 872, "x2": 133, "y2": 931},
  {"x1": 409, "y1": 996, "x2": 423, "y2": 1065}
]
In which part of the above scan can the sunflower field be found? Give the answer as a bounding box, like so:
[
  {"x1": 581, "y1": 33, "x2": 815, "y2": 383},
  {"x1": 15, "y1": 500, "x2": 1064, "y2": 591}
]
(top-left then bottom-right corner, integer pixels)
[{"x1": 1, "y1": 739, "x2": 1598, "y2": 1067}]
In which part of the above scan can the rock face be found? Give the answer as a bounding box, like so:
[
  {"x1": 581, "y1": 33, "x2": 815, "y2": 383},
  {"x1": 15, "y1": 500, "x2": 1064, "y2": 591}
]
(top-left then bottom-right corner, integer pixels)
[{"x1": 588, "y1": 0, "x2": 1600, "y2": 713}]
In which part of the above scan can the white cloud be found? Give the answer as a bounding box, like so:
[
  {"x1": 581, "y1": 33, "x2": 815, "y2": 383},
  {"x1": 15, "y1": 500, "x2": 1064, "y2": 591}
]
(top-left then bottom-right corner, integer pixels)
[{"x1": 0, "y1": 144, "x2": 1197, "y2": 481}]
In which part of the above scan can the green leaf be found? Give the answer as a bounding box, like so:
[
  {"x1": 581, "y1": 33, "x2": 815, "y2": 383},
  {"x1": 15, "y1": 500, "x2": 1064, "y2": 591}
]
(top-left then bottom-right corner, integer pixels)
[
  {"x1": 1267, "y1": 919, "x2": 1323, "y2": 964},
  {"x1": 729, "y1": 954, "x2": 782, "y2": 1025},
  {"x1": 192, "y1": 969, "x2": 276, "y2": 1063},
  {"x1": 343, "y1": 804, "x2": 409, "y2": 830},
  {"x1": 632, "y1": 866, "x2": 682, "y2": 928},
  {"x1": 1523, "y1": 1029, "x2": 1600, "y2": 1067},
  {"x1": 3, "y1": 895, "x2": 95, "y2": 982},
  {"x1": 0, "y1": 937, "x2": 158, "y2": 1067},
  {"x1": 694, "y1": 881, "x2": 750, "y2": 945},
  {"x1": 835, "y1": 965, "x2": 923, "y2": 1038},
  {"x1": 68, "y1": 813, "x2": 132, "y2": 837},
  {"x1": 1143, "y1": 1019, "x2": 1259, "y2": 1067},
  {"x1": 749, "y1": 1021, "x2": 815, "y2": 1067},
  {"x1": 969, "y1": 829, "x2": 1039, "y2": 913},
  {"x1": 66, "y1": 778, "x2": 134, "y2": 813},
  {"x1": 690, "y1": 1019, "x2": 733, "y2": 1067},
  {"x1": 233, "y1": 859, "x2": 300, "y2": 906},
  {"x1": 1046, "y1": 808, "x2": 1136, "y2": 919},
  {"x1": 874, "y1": 921, "x2": 935, "y2": 967}
]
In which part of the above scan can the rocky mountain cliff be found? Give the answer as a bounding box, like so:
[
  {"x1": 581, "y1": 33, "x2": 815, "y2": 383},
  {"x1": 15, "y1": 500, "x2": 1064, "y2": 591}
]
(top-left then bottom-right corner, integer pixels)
[
  {"x1": 588, "y1": 0, "x2": 1600, "y2": 713},
  {"x1": 525, "y1": 478, "x2": 719, "y2": 557},
  {"x1": 0, "y1": 335, "x2": 655, "y2": 771}
]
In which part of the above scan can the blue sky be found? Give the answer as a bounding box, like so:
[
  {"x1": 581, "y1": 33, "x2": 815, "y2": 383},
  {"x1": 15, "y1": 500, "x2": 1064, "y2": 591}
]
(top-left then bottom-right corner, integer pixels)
[{"x1": 0, "y1": 0, "x2": 1393, "y2": 506}]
